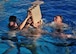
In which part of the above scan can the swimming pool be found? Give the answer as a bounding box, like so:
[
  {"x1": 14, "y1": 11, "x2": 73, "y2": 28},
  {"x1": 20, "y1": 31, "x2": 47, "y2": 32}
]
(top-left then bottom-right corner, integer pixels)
[{"x1": 0, "y1": 0, "x2": 76, "y2": 54}]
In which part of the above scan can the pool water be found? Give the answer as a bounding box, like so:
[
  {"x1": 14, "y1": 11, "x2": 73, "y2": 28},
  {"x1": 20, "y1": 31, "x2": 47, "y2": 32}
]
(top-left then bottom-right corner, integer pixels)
[{"x1": 0, "y1": 0, "x2": 76, "y2": 54}]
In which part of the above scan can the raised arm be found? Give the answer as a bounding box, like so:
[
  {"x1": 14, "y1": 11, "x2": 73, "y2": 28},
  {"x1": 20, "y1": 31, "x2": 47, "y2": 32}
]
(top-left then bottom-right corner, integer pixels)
[{"x1": 19, "y1": 12, "x2": 32, "y2": 30}]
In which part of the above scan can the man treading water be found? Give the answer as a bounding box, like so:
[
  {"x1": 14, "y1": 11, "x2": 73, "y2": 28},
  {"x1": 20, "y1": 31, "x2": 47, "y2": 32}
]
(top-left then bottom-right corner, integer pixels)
[
  {"x1": 46, "y1": 15, "x2": 69, "y2": 30},
  {"x1": 1, "y1": 16, "x2": 19, "y2": 54},
  {"x1": 50, "y1": 15, "x2": 76, "y2": 39}
]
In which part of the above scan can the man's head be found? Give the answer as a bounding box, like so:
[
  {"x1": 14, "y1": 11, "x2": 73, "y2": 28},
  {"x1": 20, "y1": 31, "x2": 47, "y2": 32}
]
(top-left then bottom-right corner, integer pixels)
[
  {"x1": 8, "y1": 16, "x2": 18, "y2": 30},
  {"x1": 27, "y1": 17, "x2": 33, "y2": 24},
  {"x1": 54, "y1": 15, "x2": 63, "y2": 23}
]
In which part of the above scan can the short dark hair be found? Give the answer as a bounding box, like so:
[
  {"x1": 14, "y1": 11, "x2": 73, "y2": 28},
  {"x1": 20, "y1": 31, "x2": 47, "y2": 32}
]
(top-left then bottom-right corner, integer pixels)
[
  {"x1": 54, "y1": 15, "x2": 63, "y2": 20},
  {"x1": 9, "y1": 16, "x2": 17, "y2": 22}
]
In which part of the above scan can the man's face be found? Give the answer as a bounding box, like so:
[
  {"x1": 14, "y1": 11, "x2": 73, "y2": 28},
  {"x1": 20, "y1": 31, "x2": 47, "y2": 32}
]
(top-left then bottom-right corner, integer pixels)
[
  {"x1": 56, "y1": 16, "x2": 62, "y2": 23},
  {"x1": 9, "y1": 21, "x2": 18, "y2": 27},
  {"x1": 10, "y1": 21, "x2": 15, "y2": 26},
  {"x1": 27, "y1": 18, "x2": 32, "y2": 24}
]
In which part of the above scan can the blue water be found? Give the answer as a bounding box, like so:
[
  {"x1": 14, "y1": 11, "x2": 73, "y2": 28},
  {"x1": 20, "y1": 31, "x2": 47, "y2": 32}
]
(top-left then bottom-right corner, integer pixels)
[{"x1": 0, "y1": 0, "x2": 76, "y2": 54}]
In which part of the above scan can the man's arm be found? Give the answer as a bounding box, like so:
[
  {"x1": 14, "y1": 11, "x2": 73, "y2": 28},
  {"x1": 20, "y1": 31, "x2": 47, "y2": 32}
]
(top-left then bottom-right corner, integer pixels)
[{"x1": 19, "y1": 13, "x2": 31, "y2": 30}]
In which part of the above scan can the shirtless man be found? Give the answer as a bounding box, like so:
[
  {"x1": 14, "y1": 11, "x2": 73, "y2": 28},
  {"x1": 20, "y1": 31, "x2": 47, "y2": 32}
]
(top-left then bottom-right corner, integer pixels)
[
  {"x1": 1, "y1": 16, "x2": 19, "y2": 54},
  {"x1": 47, "y1": 15, "x2": 68, "y2": 30},
  {"x1": 43, "y1": 15, "x2": 76, "y2": 39}
]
